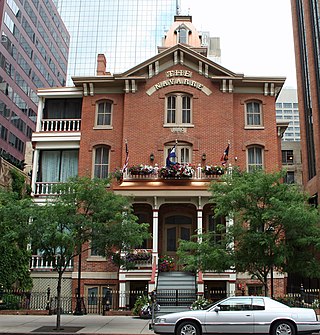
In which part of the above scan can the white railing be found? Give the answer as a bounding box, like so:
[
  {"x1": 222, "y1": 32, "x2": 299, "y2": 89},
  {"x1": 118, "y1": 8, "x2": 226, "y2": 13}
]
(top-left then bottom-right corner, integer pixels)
[
  {"x1": 41, "y1": 119, "x2": 81, "y2": 132},
  {"x1": 34, "y1": 182, "x2": 62, "y2": 196},
  {"x1": 30, "y1": 255, "x2": 73, "y2": 271}
]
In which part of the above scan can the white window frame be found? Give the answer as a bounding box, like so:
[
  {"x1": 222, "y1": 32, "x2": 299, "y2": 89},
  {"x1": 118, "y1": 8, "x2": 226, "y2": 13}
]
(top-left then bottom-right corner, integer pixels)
[
  {"x1": 247, "y1": 146, "x2": 264, "y2": 172},
  {"x1": 245, "y1": 100, "x2": 263, "y2": 128},
  {"x1": 164, "y1": 93, "x2": 193, "y2": 127},
  {"x1": 94, "y1": 100, "x2": 113, "y2": 129}
]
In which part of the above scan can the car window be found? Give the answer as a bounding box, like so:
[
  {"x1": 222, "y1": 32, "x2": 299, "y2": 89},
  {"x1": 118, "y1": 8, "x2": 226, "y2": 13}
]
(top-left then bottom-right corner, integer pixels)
[
  {"x1": 219, "y1": 298, "x2": 252, "y2": 311},
  {"x1": 252, "y1": 298, "x2": 265, "y2": 310}
]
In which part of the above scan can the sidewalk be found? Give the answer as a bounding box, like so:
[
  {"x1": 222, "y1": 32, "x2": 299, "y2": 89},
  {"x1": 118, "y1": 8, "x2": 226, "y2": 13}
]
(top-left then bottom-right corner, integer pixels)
[{"x1": 0, "y1": 314, "x2": 155, "y2": 334}]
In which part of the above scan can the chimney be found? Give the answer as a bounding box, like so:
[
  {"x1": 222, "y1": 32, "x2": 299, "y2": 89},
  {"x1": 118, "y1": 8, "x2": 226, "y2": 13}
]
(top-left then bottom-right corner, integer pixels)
[{"x1": 97, "y1": 54, "x2": 106, "y2": 75}]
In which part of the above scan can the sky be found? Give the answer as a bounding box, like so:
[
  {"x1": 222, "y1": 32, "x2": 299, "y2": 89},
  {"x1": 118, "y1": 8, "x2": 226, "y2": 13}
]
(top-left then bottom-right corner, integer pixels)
[{"x1": 181, "y1": 0, "x2": 296, "y2": 88}]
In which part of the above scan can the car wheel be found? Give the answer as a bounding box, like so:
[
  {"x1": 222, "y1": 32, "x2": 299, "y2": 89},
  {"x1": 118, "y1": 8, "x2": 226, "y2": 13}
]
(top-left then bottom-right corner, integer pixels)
[
  {"x1": 272, "y1": 321, "x2": 296, "y2": 335},
  {"x1": 176, "y1": 321, "x2": 201, "y2": 335}
]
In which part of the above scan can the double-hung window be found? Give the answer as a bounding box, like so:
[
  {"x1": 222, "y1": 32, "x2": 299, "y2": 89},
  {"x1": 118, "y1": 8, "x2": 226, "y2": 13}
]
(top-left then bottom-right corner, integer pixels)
[
  {"x1": 96, "y1": 100, "x2": 112, "y2": 127},
  {"x1": 165, "y1": 93, "x2": 192, "y2": 126},
  {"x1": 245, "y1": 101, "x2": 263, "y2": 127},
  {"x1": 247, "y1": 146, "x2": 263, "y2": 172},
  {"x1": 93, "y1": 145, "x2": 109, "y2": 179}
]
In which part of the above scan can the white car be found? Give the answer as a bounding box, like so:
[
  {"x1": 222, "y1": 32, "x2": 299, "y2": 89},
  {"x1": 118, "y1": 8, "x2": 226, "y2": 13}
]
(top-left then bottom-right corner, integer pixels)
[{"x1": 152, "y1": 296, "x2": 320, "y2": 335}]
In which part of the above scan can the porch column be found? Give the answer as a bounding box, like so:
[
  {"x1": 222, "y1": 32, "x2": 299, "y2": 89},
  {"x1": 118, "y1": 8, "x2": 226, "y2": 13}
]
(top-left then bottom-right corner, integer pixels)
[
  {"x1": 118, "y1": 281, "x2": 127, "y2": 310},
  {"x1": 197, "y1": 208, "x2": 204, "y2": 295},
  {"x1": 152, "y1": 209, "x2": 159, "y2": 255},
  {"x1": 227, "y1": 276, "x2": 237, "y2": 296},
  {"x1": 197, "y1": 209, "x2": 203, "y2": 242},
  {"x1": 31, "y1": 149, "x2": 39, "y2": 195},
  {"x1": 149, "y1": 208, "x2": 159, "y2": 292},
  {"x1": 36, "y1": 97, "x2": 44, "y2": 132}
]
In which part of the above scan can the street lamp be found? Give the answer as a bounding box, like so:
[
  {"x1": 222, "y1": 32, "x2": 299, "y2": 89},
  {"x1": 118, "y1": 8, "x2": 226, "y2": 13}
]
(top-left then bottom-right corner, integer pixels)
[{"x1": 74, "y1": 247, "x2": 83, "y2": 315}]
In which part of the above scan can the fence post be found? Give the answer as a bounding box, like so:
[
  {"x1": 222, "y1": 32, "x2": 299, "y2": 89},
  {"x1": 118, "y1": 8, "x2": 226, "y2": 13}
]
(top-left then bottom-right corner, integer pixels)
[{"x1": 46, "y1": 287, "x2": 51, "y2": 312}]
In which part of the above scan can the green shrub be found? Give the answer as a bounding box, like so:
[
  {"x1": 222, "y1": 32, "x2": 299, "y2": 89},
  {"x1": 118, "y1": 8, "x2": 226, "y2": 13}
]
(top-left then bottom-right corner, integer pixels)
[{"x1": 132, "y1": 295, "x2": 149, "y2": 315}]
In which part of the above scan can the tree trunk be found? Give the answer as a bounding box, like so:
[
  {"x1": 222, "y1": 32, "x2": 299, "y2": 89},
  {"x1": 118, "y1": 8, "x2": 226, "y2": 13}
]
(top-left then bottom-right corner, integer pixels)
[{"x1": 55, "y1": 272, "x2": 62, "y2": 330}]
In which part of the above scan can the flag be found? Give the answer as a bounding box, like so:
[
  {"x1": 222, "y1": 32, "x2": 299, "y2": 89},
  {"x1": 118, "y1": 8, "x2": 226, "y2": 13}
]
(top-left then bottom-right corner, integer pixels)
[
  {"x1": 122, "y1": 140, "x2": 129, "y2": 172},
  {"x1": 166, "y1": 143, "x2": 177, "y2": 167},
  {"x1": 221, "y1": 143, "x2": 230, "y2": 166}
]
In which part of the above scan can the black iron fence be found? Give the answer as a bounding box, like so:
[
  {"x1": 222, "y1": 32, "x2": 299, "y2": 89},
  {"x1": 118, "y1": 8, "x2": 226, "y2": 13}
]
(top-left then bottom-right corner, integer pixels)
[
  {"x1": 2, "y1": 287, "x2": 320, "y2": 314},
  {"x1": 0, "y1": 289, "x2": 148, "y2": 315}
]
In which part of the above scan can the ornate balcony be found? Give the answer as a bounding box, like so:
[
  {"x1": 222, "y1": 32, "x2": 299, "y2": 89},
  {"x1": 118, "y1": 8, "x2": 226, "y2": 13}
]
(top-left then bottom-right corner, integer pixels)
[
  {"x1": 123, "y1": 164, "x2": 228, "y2": 181},
  {"x1": 33, "y1": 165, "x2": 229, "y2": 196}
]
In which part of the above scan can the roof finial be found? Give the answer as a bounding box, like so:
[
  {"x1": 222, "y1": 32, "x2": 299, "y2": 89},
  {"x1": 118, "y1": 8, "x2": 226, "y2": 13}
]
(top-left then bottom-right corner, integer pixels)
[{"x1": 176, "y1": 0, "x2": 181, "y2": 15}]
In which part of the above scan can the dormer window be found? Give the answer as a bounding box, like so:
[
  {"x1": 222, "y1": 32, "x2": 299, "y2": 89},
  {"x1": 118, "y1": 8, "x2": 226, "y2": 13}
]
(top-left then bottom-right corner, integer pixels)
[
  {"x1": 179, "y1": 28, "x2": 187, "y2": 43},
  {"x1": 175, "y1": 25, "x2": 189, "y2": 44}
]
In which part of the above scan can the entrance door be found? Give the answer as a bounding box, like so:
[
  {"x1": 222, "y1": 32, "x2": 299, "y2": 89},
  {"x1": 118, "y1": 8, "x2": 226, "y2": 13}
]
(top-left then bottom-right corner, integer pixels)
[
  {"x1": 164, "y1": 215, "x2": 192, "y2": 270},
  {"x1": 85, "y1": 286, "x2": 113, "y2": 314}
]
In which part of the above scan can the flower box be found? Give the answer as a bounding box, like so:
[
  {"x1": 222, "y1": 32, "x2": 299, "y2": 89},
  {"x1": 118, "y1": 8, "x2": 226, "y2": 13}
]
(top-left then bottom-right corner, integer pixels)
[
  {"x1": 159, "y1": 163, "x2": 194, "y2": 179},
  {"x1": 202, "y1": 165, "x2": 225, "y2": 176},
  {"x1": 129, "y1": 165, "x2": 154, "y2": 176},
  {"x1": 125, "y1": 250, "x2": 152, "y2": 262}
]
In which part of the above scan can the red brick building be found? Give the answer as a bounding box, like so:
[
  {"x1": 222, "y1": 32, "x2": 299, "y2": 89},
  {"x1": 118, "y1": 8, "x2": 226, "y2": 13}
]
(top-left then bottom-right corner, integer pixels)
[{"x1": 30, "y1": 16, "x2": 287, "y2": 312}]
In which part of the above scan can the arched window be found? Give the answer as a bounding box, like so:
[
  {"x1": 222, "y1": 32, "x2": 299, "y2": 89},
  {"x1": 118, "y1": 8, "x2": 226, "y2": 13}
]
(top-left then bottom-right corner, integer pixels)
[
  {"x1": 245, "y1": 101, "x2": 263, "y2": 127},
  {"x1": 165, "y1": 93, "x2": 192, "y2": 126},
  {"x1": 93, "y1": 145, "x2": 109, "y2": 178},
  {"x1": 96, "y1": 100, "x2": 112, "y2": 127},
  {"x1": 247, "y1": 145, "x2": 264, "y2": 172},
  {"x1": 165, "y1": 142, "x2": 192, "y2": 165}
]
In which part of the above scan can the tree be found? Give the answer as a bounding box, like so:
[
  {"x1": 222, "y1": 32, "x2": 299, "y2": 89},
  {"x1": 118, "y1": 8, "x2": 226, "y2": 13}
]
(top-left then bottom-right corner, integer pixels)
[
  {"x1": 0, "y1": 188, "x2": 33, "y2": 290},
  {"x1": 30, "y1": 176, "x2": 150, "y2": 330},
  {"x1": 178, "y1": 169, "x2": 320, "y2": 296}
]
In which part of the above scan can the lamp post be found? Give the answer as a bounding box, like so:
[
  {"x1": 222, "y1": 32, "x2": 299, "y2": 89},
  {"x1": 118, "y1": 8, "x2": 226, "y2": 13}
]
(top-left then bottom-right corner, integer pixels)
[{"x1": 74, "y1": 247, "x2": 83, "y2": 315}]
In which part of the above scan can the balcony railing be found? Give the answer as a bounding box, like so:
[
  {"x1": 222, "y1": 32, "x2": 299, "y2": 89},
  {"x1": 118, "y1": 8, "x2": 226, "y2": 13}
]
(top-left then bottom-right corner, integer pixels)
[
  {"x1": 123, "y1": 164, "x2": 229, "y2": 181},
  {"x1": 34, "y1": 182, "x2": 61, "y2": 196},
  {"x1": 30, "y1": 255, "x2": 73, "y2": 271},
  {"x1": 33, "y1": 166, "x2": 230, "y2": 196},
  {"x1": 41, "y1": 119, "x2": 81, "y2": 132}
]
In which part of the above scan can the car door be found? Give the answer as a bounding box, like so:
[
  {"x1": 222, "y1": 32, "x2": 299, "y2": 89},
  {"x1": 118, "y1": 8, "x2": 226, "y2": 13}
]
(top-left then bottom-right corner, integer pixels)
[{"x1": 204, "y1": 297, "x2": 254, "y2": 334}]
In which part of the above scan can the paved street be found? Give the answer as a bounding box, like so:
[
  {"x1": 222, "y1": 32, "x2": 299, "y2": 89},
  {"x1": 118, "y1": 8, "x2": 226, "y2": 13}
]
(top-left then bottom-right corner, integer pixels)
[{"x1": 0, "y1": 314, "x2": 154, "y2": 334}]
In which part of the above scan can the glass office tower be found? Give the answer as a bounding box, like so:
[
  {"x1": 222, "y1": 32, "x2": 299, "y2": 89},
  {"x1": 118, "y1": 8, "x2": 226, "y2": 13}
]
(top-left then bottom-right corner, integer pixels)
[
  {"x1": 0, "y1": 0, "x2": 69, "y2": 165},
  {"x1": 53, "y1": 0, "x2": 178, "y2": 84}
]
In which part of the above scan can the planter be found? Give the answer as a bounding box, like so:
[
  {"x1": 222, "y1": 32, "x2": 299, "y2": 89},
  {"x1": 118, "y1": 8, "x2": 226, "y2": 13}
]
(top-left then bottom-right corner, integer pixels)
[
  {"x1": 202, "y1": 166, "x2": 225, "y2": 176},
  {"x1": 159, "y1": 164, "x2": 194, "y2": 179}
]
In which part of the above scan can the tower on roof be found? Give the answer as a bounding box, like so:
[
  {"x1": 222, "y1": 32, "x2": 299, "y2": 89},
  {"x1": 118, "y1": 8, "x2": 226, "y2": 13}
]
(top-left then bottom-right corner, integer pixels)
[{"x1": 158, "y1": 15, "x2": 208, "y2": 56}]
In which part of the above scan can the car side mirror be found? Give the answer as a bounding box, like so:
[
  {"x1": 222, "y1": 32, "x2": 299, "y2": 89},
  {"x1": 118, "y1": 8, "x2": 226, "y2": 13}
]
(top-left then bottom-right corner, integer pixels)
[{"x1": 214, "y1": 306, "x2": 220, "y2": 312}]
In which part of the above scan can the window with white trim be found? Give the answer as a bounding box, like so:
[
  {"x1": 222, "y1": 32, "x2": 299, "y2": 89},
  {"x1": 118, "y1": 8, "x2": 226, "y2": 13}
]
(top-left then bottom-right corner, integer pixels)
[
  {"x1": 245, "y1": 101, "x2": 263, "y2": 127},
  {"x1": 93, "y1": 146, "x2": 109, "y2": 178},
  {"x1": 165, "y1": 143, "x2": 192, "y2": 164},
  {"x1": 165, "y1": 93, "x2": 192, "y2": 126},
  {"x1": 95, "y1": 100, "x2": 112, "y2": 127},
  {"x1": 247, "y1": 146, "x2": 263, "y2": 172}
]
